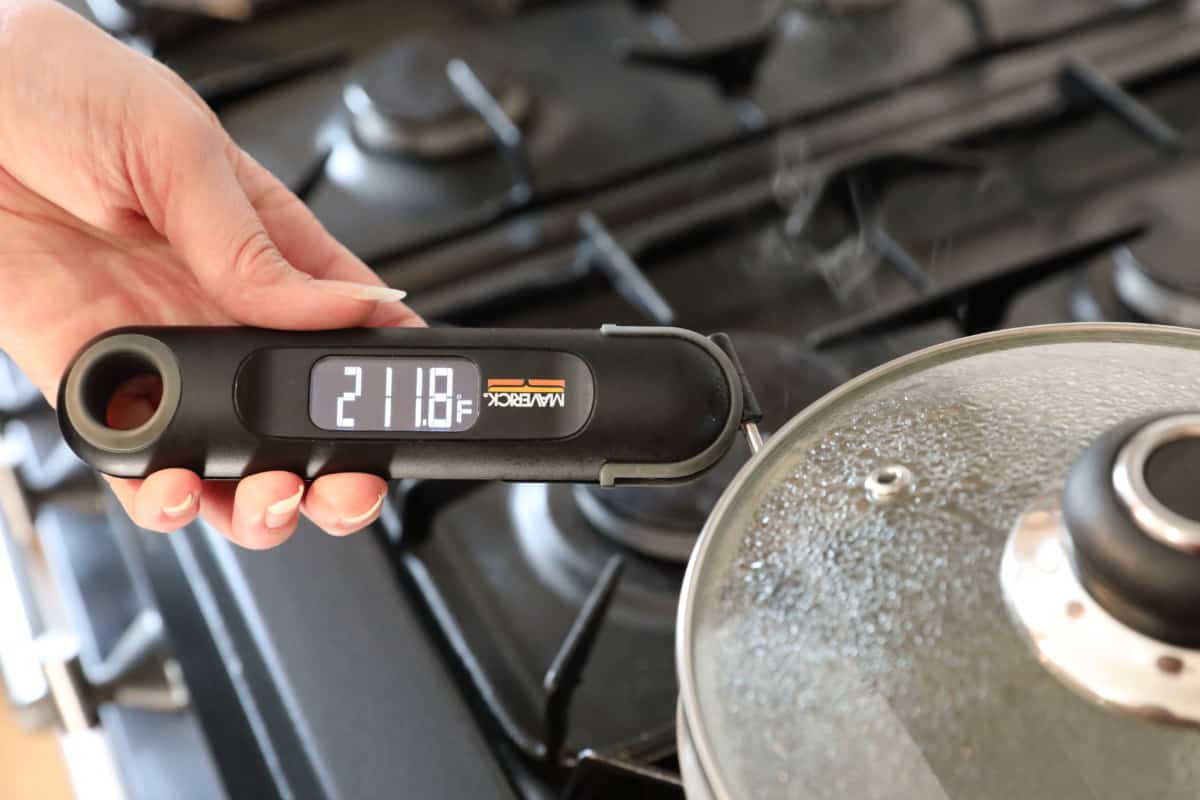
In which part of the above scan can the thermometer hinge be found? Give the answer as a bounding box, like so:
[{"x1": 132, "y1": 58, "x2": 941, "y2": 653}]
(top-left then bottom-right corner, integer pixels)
[{"x1": 708, "y1": 333, "x2": 765, "y2": 453}]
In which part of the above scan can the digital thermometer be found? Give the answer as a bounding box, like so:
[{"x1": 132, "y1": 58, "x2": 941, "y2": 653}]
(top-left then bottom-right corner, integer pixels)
[{"x1": 57, "y1": 325, "x2": 745, "y2": 484}]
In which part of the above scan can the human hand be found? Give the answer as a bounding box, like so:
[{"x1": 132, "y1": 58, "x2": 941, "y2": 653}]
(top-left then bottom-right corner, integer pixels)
[{"x1": 0, "y1": 0, "x2": 422, "y2": 548}]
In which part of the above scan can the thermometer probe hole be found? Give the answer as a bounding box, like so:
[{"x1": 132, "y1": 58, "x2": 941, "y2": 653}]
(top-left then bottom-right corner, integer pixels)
[
  {"x1": 105, "y1": 373, "x2": 163, "y2": 431},
  {"x1": 61, "y1": 333, "x2": 180, "y2": 456},
  {"x1": 79, "y1": 351, "x2": 164, "y2": 432}
]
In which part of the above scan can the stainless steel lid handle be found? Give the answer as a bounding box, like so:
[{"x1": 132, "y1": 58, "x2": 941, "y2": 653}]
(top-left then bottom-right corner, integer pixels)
[
  {"x1": 1062, "y1": 411, "x2": 1200, "y2": 648},
  {"x1": 1003, "y1": 411, "x2": 1200, "y2": 727}
]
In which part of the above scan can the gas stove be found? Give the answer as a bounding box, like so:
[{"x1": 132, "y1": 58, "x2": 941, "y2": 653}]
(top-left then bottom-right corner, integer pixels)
[{"x1": 5, "y1": 1, "x2": 1200, "y2": 798}]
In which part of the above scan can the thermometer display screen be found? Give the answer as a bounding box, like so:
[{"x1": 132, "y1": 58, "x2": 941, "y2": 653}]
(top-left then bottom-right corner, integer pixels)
[{"x1": 309, "y1": 357, "x2": 480, "y2": 433}]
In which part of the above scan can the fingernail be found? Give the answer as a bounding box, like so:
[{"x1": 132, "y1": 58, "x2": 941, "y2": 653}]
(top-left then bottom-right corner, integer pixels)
[
  {"x1": 264, "y1": 485, "x2": 304, "y2": 529},
  {"x1": 313, "y1": 279, "x2": 407, "y2": 303},
  {"x1": 339, "y1": 492, "x2": 386, "y2": 528},
  {"x1": 162, "y1": 493, "x2": 196, "y2": 519}
]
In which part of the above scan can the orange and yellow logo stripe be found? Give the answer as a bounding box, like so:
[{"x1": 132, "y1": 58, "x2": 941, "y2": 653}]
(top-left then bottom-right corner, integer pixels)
[{"x1": 485, "y1": 378, "x2": 566, "y2": 394}]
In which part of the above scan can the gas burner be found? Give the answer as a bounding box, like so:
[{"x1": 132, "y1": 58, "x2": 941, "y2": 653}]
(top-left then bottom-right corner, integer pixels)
[
  {"x1": 403, "y1": 477, "x2": 684, "y2": 758},
  {"x1": 575, "y1": 332, "x2": 847, "y2": 562},
  {"x1": 1069, "y1": 257, "x2": 1142, "y2": 324},
  {"x1": 1069, "y1": 200, "x2": 1200, "y2": 327},
  {"x1": 512, "y1": 483, "x2": 681, "y2": 628},
  {"x1": 343, "y1": 36, "x2": 532, "y2": 160},
  {"x1": 1070, "y1": 246, "x2": 1200, "y2": 326},
  {"x1": 1109, "y1": 245, "x2": 1200, "y2": 327}
]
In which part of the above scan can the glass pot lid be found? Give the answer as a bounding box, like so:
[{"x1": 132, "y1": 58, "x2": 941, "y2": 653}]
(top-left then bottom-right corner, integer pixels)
[{"x1": 678, "y1": 323, "x2": 1200, "y2": 800}]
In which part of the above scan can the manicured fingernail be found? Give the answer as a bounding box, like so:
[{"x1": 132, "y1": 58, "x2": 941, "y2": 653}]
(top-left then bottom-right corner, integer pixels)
[
  {"x1": 312, "y1": 279, "x2": 407, "y2": 303},
  {"x1": 161, "y1": 493, "x2": 196, "y2": 519},
  {"x1": 264, "y1": 485, "x2": 304, "y2": 529},
  {"x1": 339, "y1": 492, "x2": 386, "y2": 528}
]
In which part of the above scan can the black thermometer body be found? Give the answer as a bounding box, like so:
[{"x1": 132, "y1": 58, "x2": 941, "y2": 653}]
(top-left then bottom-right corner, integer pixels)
[{"x1": 58, "y1": 325, "x2": 743, "y2": 485}]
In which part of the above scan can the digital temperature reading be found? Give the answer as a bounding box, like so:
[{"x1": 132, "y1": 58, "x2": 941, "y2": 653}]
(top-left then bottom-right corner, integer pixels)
[{"x1": 309, "y1": 357, "x2": 481, "y2": 432}]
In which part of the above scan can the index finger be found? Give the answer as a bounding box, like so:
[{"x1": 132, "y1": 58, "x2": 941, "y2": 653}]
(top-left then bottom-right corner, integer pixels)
[{"x1": 232, "y1": 150, "x2": 423, "y2": 329}]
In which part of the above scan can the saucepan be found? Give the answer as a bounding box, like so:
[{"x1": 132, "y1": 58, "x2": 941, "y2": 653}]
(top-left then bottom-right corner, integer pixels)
[{"x1": 676, "y1": 322, "x2": 1200, "y2": 799}]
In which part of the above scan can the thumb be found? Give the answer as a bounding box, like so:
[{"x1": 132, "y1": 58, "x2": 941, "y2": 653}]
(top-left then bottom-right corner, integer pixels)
[{"x1": 147, "y1": 123, "x2": 402, "y2": 329}]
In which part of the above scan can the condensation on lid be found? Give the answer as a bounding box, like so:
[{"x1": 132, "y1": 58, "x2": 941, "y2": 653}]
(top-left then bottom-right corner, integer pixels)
[{"x1": 681, "y1": 324, "x2": 1200, "y2": 800}]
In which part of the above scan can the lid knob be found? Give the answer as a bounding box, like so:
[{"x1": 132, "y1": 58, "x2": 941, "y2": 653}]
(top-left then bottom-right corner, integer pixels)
[{"x1": 1063, "y1": 412, "x2": 1200, "y2": 648}]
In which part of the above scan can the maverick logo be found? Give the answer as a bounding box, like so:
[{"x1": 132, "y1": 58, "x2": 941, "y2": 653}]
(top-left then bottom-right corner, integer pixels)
[{"x1": 484, "y1": 378, "x2": 567, "y2": 408}]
